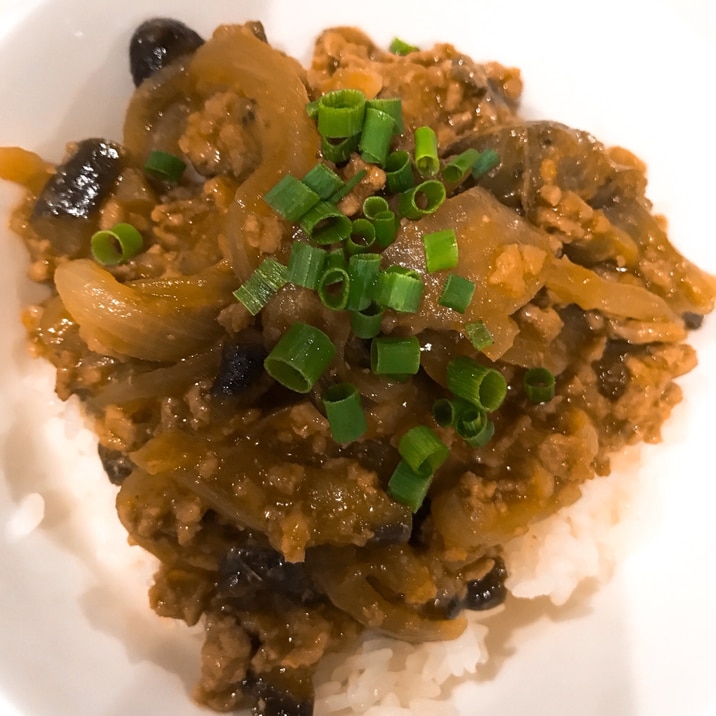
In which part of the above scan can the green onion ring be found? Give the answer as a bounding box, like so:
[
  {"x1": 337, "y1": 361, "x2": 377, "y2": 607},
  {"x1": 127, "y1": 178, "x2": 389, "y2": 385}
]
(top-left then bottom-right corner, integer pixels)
[
  {"x1": 90, "y1": 223, "x2": 143, "y2": 266},
  {"x1": 322, "y1": 383, "x2": 368, "y2": 444},
  {"x1": 264, "y1": 323, "x2": 336, "y2": 393},
  {"x1": 524, "y1": 367, "x2": 556, "y2": 403},
  {"x1": 446, "y1": 355, "x2": 507, "y2": 412}
]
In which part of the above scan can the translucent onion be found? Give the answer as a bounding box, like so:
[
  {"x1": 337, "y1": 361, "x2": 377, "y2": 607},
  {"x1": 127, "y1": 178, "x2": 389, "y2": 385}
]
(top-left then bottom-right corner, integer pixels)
[
  {"x1": 54, "y1": 259, "x2": 233, "y2": 362},
  {"x1": 189, "y1": 26, "x2": 321, "y2": 281}
]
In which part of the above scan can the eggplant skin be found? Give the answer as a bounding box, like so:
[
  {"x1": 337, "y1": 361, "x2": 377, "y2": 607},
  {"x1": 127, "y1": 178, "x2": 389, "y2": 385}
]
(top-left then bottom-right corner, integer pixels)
[
  {"x1": 32, "y1": 138, "x2": 123, "y2": 220},
  {"x1": 129, "y1": 18, "x2": 204, "y2": 87}
]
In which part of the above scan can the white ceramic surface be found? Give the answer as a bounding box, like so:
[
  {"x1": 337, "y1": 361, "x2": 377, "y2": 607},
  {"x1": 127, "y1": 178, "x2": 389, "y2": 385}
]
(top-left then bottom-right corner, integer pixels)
[{"x1": 1, "y1": 1, "x2": 715, "y2": 715}]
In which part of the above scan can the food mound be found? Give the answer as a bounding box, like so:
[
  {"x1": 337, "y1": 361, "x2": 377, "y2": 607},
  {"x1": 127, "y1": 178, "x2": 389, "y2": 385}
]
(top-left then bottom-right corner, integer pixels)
[{"x1": 1, "y1": 17, "x2": 715, "y2": 716}]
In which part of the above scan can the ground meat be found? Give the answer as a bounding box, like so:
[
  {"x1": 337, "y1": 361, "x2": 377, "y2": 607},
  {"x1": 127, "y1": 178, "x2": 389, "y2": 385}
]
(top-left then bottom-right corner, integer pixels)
[{"x1": 180, "y1": 92, "x2": 262, "y2": 179}]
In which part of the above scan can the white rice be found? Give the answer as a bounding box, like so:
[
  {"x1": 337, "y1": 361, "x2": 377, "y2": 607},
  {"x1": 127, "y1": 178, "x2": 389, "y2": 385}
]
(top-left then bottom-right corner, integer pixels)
[{"x1": 4, "y1": 490, "x2": 45, "y2": 541}]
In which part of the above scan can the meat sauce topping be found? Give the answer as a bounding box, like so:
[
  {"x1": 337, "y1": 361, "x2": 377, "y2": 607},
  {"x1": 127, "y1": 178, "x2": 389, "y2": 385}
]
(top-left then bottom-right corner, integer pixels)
[{"x1": 1, "y1": 18, "x2": 714, "y2": 715}]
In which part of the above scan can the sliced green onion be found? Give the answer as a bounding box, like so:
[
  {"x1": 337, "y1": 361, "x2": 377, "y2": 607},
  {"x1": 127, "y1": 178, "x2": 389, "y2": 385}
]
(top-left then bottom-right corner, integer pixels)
[
  {"x1": 330, "y1": 169, "x2": 367, "y2": 203},
  {"x1": 370, "y1": 335, "x2": 421, "y2": 375},
  {"x1": 264, "y1": 174, "x2": 320, "y2": 221},
  {"x1": 317, "y1": 264, "x2": 351, "y2": 310},
  {"x1": 362, "y1": 195, "x2": 390, "y2": 220},
  {"x1": 414, "y1": 126, "x2": 440, "y2": 177},
  {"x1": 398, "y1": 425, "x2": 449, "y2": 474},
  {"x1": 90, "y1": 222, "x2": 143, "y2": 266},
  {"x1": 286, "y1": 241, "x2": 327, "y2": 290},
  {"x1": 385, "y1": 150, "x2": 414, "y2": 193},
  {"x1": 456, "y1": 404, "x2": 495, "y2": 447},
  {"x1": 398, "y1": 179, "x2": 446, "y2": 219},
  {"x1": 305, "y1": 99, "x2": 320, "y2": 119},
  {"x1": 264, "y1": 323, "x2": 336, "y2": 393},
  {"x1": 463, "y1": 320, "x2": 494, "y2": 351},
  {"x1": 144, "y1": 150, "x2": 186, "y2": 183},
  {"x1": 299, "y1": 201, "x2": 352, "y2": 244},
  {"x1": 446, "y1": 355, "x2": 507, "y2": 412},
  {"x1": 359, "y1": 108, "x2": 396, "y2": 166},
  {"x1": 321, "y1": 134, "x2": 360, "y2": 164},
  {"x1": 366, "y1": 97, "x2": 404, "y2": 134},
  {"x1": 524, "y1": 367, "x2": 556, "y2": 403},
  {"x1": 346, "y1": 253, "x2": 381, "y2": 311},
  {"x1": 317, "y1": 89, "x2": 367, "y2": 139},
  {"x1": 303, "y1": 163, "x2": 344, "y2": 200},
  {"x1": 472, "y1": 148, "x2": 500, "y2": 179},
  {"x1": 389, "y1": 37, "x2": 419, "y2": 56},
  {"x1": 422, "y1": 228, "x2": 458, "y2": 272},
  {"x1": 233, "y1": 257, "x2": 288, "y2": 316},
  {"x1": 350, "y1": 303, "x2": 384, "y2": 339},
  {"x1": 432, "y1": 398, "x2": 459, "y2": 428},
  {"x1": 438, "y1": 274, "x2": 475, "y2": 313},
  {"x1": 375, "y1": 266, "x2": 424, "y2": 313},
  {"x1": 442, "y1": 148, "x2": 481, "y2": 184},
  {"x1": 322, "y1": 383, "x2": 367, "y2": 443},
  {"x1": 324, "y1": 248, "x2": 348, "y2": 272},
  {"x1": 387, "y1": 460, "x2": 433, "y2": 513},
  {"x1": 345, "y1": 218, "x2": 376, "y2": 256},
  {"x1": 374, "y1": 210, "x2": 398, "y2": 249}
]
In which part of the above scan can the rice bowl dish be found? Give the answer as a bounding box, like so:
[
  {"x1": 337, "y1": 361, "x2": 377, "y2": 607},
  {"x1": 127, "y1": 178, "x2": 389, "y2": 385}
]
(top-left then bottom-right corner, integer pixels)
[{"x1": 1, "y1": 1, "x2": 716, "y2": 708}]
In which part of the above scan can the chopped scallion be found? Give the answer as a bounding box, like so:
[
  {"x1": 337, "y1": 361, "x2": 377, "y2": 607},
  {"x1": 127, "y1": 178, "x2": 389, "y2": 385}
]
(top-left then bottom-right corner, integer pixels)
[
  {"x1": 398, "y1": 179, "x2": 446, "y2": 219},
  {"x1": 305, "y1": 99, "x2": 319, "y2": 119},
  {"x1": 345, "y1": 218, "x2": 376, "y2": 256},
  {"x1": 463, "y1": 320, "x2": 494, "y2": 351},
  {"x1": 370, "y1": 335, "x2": 421, "y2": 375},
  {"x1": 432, "y1": 398, "x2": 460, "y2": 428},
  {"x1": 385, "y1": 150, "x2": 414, "y2": 193},
  {"x1": 375, "y1": 265, "x2": 424, "y2": 313},
  {"x1": 321, "y1": 134, "x2": 360, "y2": 164},
  {"x1": 302, "y1": 163, "x2": 344, "y2": 200},
  {"x1": 524, "y1": 367, "x2": 556, "y2": 403},
  {"x1": 90, "y1": 222, "x2": 143, "y2": 266},
  {"x1": 144, "y1": 150, "x2": 186, "y2": 183},
  {"x1": 264, "y1": 174, "x2": 320, "y2": 221},
  {"x1": 264, "y1": 322, "x2": 336, "y2": 393},
  {"x1": 322, "y1": 383, "x2": 367, "y2": 443},
  {"x1": 387, "y1": 460, "x2": 433, "y2": 513},
  {"x1": 438, "y1": 274, "x2": 475, "y2": 313},
  {"x1": 442, "y1": 148, "x2": 481, "y2": 184},
  {"x1": 350, "y1": 303, "x2": 384, "y2": 339},
  {"x1": 398, "y1": 425, "x2": 449, "y2": 474},
  {"x1": 362, "y1": 195, "x2": 390, "y2": 221},
  {"x1": 299, "y1": 201, "x2": 352, "y2": 244},
  {"x1": 317, "y1": 88, "x2": 367, "y2": 139},
  {"x1": 422, "y1": 228, "x2": 458, "y2": 272},
  {"x1": 389, "y1": 37, "x2": 420, "y2": 56},
  {"x1": 317, "y1": 264, "x2": 351, "y2": 310},
  {"x1": 286, "y1": 241, "x2": 327, "y2": 290},
  {"x1": 330, "y1": 169, "x2": 367, "y2": 203},
  {"x1": 324, "y1": 248, "x2": 348, "y2": 272},
  {"x1": 366, "y1": 97, "x2": 404, "y2": 134},
  {"x1": 456, "y1": 404, "x2": 495, "y2": 447},
  {"x1": 414, "y1": 126, "x2": 439, "y2": 177},
  {"x1": 472, "y1": 148, "x2": 500, "y2": 179},
  {"x1": 374, "y1": 210, "x2": 398, "y2": 249},
  {"x1": 346, "y1": 253, "x2": 381, "y2": 311},
  {"x1": 359, "y1": 108, "x2": 396, "y2": 166},
  {"x1": 446, "y1": 355, "x2": 507, "y2": 412},
  {"x1": 233, "y1": 257, "x2": 288, "y2": 315}
]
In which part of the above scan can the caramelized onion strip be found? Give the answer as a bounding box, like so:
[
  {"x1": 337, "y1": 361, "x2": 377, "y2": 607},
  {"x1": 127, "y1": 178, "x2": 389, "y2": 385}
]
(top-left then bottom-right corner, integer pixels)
[{"x1": 54, "y1": 259, "x2": 234, "y2": 362}]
